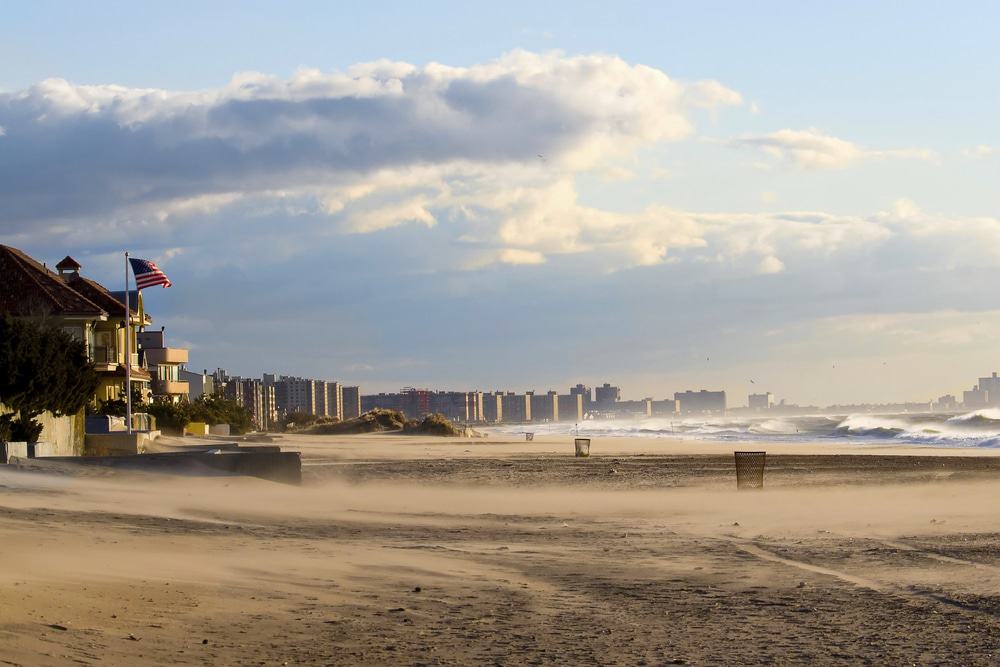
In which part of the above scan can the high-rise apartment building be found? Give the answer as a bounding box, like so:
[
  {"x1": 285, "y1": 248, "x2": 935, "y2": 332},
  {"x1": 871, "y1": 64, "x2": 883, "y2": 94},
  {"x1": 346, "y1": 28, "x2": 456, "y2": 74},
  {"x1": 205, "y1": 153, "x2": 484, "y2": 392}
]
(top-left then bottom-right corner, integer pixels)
[
  {"x1": 748, "y1": 392, "x2": 775, "y2": 410},
  {"x1": 342, "y1": 386, "x2": 362, "y2": 419},
  {"x1": 570, "y1": 384, "x2": 592, "y2": 409},
  {"x1": 482, "y1": 392, "x2": 503, "y2": 423},
  {"x1": 651, "y1": 398, "x2": 679, "y2": 416},
  {"x1": 557, "y1": 393, "x2": 583, "y2": 422},
  {"x1": 675, "y1": 390, "x2": 726, "y2": 415},
  {"x1": 223, "y1": 376, "x2": 275, "y2": 431},
  {"x1": 529, "y1": 391, "x2": 559, "y2": 422},
  {"x1": 500, "y1": 392, "x2": 531, "y2": 423},
  {"x1": 466, "y1": 391, "x2": 484, "y2": 422},
  {"x1": 325, "y1": 381, "x2": 343, "y2": 420},
  {"x1": 594, "y1": 383, "x2": 621, "y2": 409},
  {"x1": 272, "y1": 376, "x2": 318, "y2": 415}
]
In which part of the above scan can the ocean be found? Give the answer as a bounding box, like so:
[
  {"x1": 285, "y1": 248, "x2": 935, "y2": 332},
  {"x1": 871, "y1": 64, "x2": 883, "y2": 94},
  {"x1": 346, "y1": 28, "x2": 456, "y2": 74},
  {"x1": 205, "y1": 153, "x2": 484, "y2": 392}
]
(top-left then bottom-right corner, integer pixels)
[{"x1": 488, "y1": 408, "x2": 1000, "y2": 448}]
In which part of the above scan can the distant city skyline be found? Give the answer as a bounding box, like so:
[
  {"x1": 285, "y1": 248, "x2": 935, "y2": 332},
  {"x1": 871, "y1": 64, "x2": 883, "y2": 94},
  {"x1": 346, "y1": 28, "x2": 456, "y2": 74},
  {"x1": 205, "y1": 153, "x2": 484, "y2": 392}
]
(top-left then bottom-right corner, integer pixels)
[
  {"x1": 214, "y1": 368, "x2": 1000, "y2": 416},
  {"x1": 2, "y1": 3, "x2": 999, "y2": 405}
]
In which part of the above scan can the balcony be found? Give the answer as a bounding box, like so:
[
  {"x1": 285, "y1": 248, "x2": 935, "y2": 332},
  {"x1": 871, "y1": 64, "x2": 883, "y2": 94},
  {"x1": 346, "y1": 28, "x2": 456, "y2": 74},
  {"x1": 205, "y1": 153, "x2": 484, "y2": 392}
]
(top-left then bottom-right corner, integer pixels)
[
  {"x1": 152, "y1": 379, "x2": 189, "y2": 396},
  {"x1": 144, "y1": 347, "x2": 189, "y2": 365},
  {"x1": 89, "y1": 345, "x2": 119, "y2": 370}
]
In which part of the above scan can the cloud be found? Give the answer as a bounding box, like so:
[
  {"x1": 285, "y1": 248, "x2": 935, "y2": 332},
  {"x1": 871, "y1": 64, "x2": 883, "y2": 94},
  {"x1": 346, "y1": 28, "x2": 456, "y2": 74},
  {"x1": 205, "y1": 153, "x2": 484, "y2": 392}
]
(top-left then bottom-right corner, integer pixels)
[
  {"x1": 28, "y1": 188, "x2": 1000, "y2": 400},
  {"x1": 0, "y1": 51, "x2": 741, "y2": 232},
  {"x1": 499, "y1": 248, "x2": 546, "y2": 265},
  {"x1": 757, "y1": 255, "x2": 785, "y2": 274},
  {"x1": 807, "y1": 309, "x2": 1000, "y2": 348},
  {"x1": 27, "y1": 62, "x2": 965, "y2": 296},
  {"x1": 593, "y1": 165, "x2": 636, "y2": 182},
  {"x1": 891, "y1": 198, "x2": 921, "y2": 218},
  {"x1": 963, "y1": 144, "x2": 995, "y2": 158},
  {"x1": 732, "y1": 128, "x2": 934, "y2": 169}
]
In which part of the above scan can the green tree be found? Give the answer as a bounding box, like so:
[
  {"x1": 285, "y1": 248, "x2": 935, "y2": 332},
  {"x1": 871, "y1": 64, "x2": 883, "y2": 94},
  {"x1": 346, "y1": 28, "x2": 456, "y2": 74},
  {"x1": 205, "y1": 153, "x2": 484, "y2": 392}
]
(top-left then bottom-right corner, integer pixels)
[
  {"x1": 145, "y1": 395, "x2": 255, "y2": 435},
  {"x1": 144, "y1": 399, "x2": 191, "y2": 431},
  {"x1": 0, "y1": 316, "x2": 100, "y2": 443}
]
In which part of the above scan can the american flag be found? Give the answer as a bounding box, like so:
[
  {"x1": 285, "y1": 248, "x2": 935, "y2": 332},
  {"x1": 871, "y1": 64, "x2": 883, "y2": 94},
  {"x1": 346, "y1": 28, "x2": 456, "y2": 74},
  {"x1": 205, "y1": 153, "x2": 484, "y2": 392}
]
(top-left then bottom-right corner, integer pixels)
[{"x1": 129, "y1": 257, "x2": 172, "y2": 290}]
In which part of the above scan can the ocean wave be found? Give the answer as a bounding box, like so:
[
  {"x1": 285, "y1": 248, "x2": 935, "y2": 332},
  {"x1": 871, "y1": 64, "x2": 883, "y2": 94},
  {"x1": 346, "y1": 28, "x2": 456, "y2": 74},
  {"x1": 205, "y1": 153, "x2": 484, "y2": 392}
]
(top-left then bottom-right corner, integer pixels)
[{"x1": 489, "y1": 408, "x2": 1000, "y2": 448}]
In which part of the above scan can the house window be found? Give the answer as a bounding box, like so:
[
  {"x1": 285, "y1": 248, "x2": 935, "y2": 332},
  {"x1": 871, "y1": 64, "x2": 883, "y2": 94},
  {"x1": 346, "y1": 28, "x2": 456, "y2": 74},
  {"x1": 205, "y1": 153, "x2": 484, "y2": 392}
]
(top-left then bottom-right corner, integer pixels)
[{"x1": 61, "y1": 325, "x2": 82, "y2": 341}]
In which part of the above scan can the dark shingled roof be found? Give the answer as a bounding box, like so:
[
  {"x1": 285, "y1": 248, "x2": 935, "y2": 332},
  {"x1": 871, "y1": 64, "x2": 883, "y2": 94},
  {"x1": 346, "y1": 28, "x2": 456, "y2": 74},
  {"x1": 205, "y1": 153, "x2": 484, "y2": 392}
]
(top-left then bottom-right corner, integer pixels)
[
  {"x1": 0, "y1": 245, "x2": 107, "y2": 319},
  {"x1": 66, "y1": 275, "x2": 142, "y2": 320}
]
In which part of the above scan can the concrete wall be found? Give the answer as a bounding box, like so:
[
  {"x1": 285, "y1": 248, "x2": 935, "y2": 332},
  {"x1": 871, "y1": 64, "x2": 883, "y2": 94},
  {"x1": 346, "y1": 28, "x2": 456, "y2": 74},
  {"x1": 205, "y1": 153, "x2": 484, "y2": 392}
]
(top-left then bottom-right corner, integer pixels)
[
  {"x1": 28, "y1": 450, "x2": 303, "y2": 485},
  {"x1": 2, "y1": 442, "x2": 28, "y2": 464},
  {"x1": 1, "y1": 403, "x2": 84, "y2": 456},
  {"x1": 84, "y1": 431, "x2": 160, "y2": 456}
]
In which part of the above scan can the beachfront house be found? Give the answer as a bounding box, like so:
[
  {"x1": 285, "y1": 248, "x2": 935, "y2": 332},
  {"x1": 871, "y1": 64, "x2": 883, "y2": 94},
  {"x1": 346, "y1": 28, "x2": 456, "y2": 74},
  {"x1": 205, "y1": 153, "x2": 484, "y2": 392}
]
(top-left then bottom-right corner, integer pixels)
[
  {"x1": 53, "y1": 256, "x2": 155, "y2": 405},
  {"x1": 0, "y1": 245, "x2": 188, "y2": 417}
]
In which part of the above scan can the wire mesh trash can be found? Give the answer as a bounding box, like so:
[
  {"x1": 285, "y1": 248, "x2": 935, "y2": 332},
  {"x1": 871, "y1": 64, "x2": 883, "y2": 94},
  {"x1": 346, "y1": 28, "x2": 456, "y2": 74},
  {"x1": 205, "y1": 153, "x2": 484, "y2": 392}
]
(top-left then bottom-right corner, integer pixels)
[
  {"x1": 734, "y1": 451, "x2": 766, "y2": 489},
  {"x1": 574, "y1": 438, "x2": 591, "y2": 457},
  {"x1": 525, "y1": 433, "x2": 534, "y2": 441}
]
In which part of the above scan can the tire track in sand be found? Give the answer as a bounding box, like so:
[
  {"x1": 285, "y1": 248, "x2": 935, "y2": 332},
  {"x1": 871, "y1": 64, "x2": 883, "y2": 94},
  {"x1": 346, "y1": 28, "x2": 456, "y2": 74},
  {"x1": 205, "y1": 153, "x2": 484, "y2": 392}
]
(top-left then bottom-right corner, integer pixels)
[
  {"x1": 731, "y1": 539, "x2": 1000, "y2": 620},
  {"x1": 876, "y1": 538, "x2": 1000, "y2": 571}
]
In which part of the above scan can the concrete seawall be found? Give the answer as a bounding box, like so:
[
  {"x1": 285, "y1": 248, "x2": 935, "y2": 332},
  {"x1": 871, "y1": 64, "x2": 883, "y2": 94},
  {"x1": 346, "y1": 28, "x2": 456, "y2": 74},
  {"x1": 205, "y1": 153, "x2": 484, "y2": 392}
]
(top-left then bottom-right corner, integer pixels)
[{"x1": 10, "y1": 450, "x2": 302, "y2": 485}]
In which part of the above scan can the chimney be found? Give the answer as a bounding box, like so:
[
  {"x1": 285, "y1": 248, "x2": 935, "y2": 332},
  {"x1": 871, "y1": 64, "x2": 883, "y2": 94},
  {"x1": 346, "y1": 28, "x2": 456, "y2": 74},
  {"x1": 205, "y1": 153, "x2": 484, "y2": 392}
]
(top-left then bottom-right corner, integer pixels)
[{"x1": 55, "y1": 255, "x2": 82, "y2": 280}]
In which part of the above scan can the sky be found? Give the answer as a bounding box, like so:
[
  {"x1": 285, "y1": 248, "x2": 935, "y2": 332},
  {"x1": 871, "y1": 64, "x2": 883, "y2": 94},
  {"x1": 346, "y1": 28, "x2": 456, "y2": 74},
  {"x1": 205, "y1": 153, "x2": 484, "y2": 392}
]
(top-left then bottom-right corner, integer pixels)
[{"x1": 2, "y1": 1, "x2": 1000, "y2": 405}]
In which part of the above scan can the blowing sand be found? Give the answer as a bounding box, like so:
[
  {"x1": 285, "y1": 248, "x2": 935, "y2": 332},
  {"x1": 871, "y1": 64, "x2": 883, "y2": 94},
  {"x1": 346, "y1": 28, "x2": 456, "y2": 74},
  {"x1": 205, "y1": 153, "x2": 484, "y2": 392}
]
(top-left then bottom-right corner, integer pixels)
[{"x1": 2, "y1": 434, "x2": 1000, "y2": 665}]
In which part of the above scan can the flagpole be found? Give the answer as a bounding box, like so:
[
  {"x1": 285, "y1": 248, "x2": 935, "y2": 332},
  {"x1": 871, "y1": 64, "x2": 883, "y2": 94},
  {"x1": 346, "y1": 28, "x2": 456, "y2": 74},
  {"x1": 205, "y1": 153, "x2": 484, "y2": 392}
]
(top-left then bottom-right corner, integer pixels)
[{"x1": 125, "y1": 251, "x2": 132, "y2": 436}]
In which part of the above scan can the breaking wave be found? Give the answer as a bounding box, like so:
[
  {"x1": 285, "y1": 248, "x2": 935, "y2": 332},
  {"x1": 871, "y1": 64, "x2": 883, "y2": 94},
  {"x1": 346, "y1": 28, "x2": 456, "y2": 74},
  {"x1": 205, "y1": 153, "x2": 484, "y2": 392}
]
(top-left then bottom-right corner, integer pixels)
[{"x1": 489, "y1": 409, "x2": 1000, "y2": 448}]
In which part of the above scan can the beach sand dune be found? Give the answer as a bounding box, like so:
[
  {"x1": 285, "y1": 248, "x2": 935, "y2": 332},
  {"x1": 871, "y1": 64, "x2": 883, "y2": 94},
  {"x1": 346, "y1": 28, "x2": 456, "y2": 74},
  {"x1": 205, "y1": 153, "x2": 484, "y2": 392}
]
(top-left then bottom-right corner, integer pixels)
[{"x1": 2, "y1": 435, "x2": 1000, "y2": 665}]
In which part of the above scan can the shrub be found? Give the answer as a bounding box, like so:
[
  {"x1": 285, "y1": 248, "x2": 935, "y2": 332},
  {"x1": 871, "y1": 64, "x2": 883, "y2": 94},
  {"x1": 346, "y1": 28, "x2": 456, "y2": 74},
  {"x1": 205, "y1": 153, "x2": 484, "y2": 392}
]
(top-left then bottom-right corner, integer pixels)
[
  {"x1": 305, "y1": 408, "x2": 407, "y2": 434},
  {"x1": 403, "y1": 413, "x2": 461, "y2": 436},
  {"x1": 144, "y1": 399, "x2": 190, "y2": 432},
  {"x1": 96, "y1": 397, "x2": 128, "y2": 417},
  {"x1": 0, "y1": 316, "x2": 100, "y2": 443},
  {"x1": 306, "y1": 410, "x2": 461, "y2": 436}
]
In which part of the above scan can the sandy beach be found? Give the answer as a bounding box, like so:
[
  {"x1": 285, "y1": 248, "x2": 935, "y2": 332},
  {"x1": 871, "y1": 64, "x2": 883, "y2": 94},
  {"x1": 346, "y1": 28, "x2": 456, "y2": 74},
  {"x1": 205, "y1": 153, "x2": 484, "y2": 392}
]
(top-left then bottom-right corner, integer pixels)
[{"x1": 3, "y1": 434, "x2": 1000, "y2": 665}]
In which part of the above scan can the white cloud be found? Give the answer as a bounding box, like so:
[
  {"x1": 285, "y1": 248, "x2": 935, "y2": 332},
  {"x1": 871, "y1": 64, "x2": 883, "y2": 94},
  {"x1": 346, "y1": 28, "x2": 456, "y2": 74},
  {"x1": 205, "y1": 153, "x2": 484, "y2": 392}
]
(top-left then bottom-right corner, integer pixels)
[
  {"x1": 8, "y1": 53, "x2": 996, "y2": 285},
  {"x1": 593, "y1": 165, "x2": 636, "y2": 182},
  {"x1": 963, "y1": 144, "x2": 995, "y2": 158},
  {"x1": 732, "y1": 128, "x2": 934, "y2": 169},
  {"x1": 0, "y1": 51, "x2": 742, "y2": 229},
  {"x1": 499, "y1": 248, "x2": 546, "y2": 265},
  {"x1": 757, "y1": 255, "x2": 785, "y2": 274},
  {"x1": 891, "y1": 198, "x2": 921, "y2": 218}
]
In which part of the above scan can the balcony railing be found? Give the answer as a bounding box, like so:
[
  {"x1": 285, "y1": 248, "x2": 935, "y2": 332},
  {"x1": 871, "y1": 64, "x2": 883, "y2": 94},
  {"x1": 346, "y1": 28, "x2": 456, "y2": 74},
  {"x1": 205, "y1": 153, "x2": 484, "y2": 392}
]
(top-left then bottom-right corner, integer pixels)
[{"x1": 90, "y1": 345, "x2": 117, "y2": 364}]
